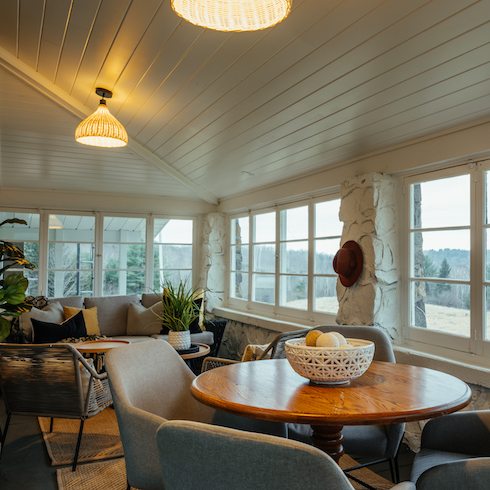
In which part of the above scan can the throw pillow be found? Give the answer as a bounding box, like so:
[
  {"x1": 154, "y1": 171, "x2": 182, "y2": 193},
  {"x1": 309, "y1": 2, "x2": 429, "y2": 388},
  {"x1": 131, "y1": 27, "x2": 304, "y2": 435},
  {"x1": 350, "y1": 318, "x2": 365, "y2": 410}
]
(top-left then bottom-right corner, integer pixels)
[
  {"x1": 126, "y1": 301, "x2": 164, "y2": 336},
  {"x1": 63, "y1": 306, "x2": 101, "y2": 336},
  {"x1": 19, "y1": 301, "x2": 64, "y2": 342},
  {"x1": 32, "y1": 310, "x2": 87, "y2": 344}
]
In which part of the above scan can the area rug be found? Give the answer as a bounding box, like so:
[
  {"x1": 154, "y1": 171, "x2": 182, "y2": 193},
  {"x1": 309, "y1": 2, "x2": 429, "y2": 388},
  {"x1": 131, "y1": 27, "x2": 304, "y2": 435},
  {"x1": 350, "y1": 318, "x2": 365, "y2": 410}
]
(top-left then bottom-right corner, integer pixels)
[
  {"x1": 340, "y1": 455, "x2": 394, "y2": 490},
  {"x1": 38, "y1": 408, "x2": 123, "y2": 467},
  {"x1": 56, "y1": 453, "x2": 394, "y2": 490}
]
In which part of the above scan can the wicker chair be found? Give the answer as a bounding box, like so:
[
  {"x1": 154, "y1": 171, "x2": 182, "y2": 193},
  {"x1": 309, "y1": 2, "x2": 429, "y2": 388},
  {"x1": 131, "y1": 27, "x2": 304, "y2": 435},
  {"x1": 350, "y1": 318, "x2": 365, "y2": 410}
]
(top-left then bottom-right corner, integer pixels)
[{"x1": 0, "y1": 343, "x2": 112, "y2": 471}]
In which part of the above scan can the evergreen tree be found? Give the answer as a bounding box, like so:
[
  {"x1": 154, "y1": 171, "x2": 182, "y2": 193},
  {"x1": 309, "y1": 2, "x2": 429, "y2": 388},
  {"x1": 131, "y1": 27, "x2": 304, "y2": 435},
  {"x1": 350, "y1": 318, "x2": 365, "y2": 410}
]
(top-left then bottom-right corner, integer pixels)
[{"x1": 437, "y1": 258, "x2": 451, "y2": 292}]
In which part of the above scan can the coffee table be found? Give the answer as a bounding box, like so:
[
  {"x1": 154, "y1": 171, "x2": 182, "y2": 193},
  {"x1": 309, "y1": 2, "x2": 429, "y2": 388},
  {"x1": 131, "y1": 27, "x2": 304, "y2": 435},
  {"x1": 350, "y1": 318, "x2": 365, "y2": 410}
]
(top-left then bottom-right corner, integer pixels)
[{"x1": 191, "y1": 359, "x2": 471, "y2": 463}]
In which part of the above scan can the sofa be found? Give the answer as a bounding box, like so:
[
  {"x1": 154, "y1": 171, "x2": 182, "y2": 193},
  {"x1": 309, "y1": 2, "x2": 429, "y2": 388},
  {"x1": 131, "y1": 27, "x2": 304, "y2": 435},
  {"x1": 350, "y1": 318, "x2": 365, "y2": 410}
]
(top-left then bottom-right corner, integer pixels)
[{"x1": 17, "y1": 293, "x2": 217, "y2": 348}]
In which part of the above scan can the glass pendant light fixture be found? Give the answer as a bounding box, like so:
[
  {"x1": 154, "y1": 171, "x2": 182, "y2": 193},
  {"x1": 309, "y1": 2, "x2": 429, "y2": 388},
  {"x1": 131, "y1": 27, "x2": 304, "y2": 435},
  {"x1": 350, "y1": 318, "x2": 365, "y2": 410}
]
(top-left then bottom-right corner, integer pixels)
[
  {"x1": 171, "y1": 0, "x2": 292, "y2": 32},
  {"x1": 75, "y1": 88, "x2": 128, "y2": 148}
]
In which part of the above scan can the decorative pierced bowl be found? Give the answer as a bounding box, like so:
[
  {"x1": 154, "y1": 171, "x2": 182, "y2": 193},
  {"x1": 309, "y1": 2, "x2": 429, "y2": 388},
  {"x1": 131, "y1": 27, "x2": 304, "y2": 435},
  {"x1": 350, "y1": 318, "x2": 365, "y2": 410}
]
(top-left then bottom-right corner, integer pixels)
[{"x1": 285, "y1": 338, "x2": 375, "y2": 385}]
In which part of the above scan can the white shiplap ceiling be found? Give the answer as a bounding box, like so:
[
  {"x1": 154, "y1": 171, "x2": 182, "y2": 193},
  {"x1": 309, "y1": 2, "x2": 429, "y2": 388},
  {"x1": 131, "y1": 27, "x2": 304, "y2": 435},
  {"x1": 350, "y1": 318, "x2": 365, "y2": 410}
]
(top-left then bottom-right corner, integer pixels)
[{"x1": 1, "y1": 0, "x2": 489, "y2": 204}]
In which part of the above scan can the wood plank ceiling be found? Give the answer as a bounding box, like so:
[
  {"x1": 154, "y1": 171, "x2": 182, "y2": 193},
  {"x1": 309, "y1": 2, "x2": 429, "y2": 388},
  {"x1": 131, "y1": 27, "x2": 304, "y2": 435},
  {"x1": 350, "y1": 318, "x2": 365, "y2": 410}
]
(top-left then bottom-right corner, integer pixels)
[{"x1": 0, "y1": 0, "x2": 489, "y2": 203}]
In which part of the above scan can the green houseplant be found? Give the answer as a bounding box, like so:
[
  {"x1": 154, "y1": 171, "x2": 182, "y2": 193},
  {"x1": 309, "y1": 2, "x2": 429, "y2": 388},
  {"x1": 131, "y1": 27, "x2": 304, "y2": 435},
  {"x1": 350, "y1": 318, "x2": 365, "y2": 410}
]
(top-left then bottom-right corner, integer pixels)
[
  {"x1": 152, "y1": 278, "x2": 201, "y2": 350},
  {"x1": 0, "y1": 219, "x2": 35, "y2": 340}
]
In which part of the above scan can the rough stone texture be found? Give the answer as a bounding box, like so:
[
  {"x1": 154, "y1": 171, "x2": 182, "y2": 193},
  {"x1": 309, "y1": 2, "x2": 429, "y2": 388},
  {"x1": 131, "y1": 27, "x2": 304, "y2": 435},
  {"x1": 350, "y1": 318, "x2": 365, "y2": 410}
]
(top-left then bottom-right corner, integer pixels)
[
  {"x1": 336, "y1": 173, "x2": 400, "y2": 341},
  {"x1": 218, "y1": 321, "x2": 278, "y2": 360},
  {"x1": 201, "y1": 213, "x2": 227, "y2": 313}
]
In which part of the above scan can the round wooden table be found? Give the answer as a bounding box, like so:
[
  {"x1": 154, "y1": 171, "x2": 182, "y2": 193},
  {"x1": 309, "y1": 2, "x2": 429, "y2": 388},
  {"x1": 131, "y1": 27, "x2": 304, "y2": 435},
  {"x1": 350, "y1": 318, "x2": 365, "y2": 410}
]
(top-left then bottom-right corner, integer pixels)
[
  {"x1": 73, "y1": 339, "x2": 131, "y2": 353},
  {"x1": 179, "y1": 343, "x2": 210, "y2": 360},
  {"x1": 191, "y1": 359, "x2": 472, "y2": 463}
]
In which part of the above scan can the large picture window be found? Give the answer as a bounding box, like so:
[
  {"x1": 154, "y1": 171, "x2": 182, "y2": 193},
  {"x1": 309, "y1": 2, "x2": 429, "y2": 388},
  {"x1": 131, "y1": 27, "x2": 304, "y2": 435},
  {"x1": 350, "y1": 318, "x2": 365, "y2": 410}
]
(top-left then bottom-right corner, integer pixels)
[
  {"x1": 48, "y1": 214, "x2": 95, "y2": 298},
  {"x1": 404, "y1": 162, "x2": 490, "y2": 363},
  {"x1": 0, "y1": 210, "x2": 196, "y2": 298},
  {"x1": 153, "y1": 218, "x2": 193, "y2": 289},
  {"x1": 229, "y1": 196, "x2": 341, "y2": 322}
]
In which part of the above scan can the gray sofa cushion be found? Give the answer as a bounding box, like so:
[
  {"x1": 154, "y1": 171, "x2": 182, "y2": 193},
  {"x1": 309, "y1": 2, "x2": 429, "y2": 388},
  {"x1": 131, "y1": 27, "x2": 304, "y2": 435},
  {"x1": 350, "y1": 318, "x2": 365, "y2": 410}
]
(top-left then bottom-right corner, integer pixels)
[
  {"x1": 85, "y1": 295, "x2": 139, "y2": 336},
  {"x1": 141, "y1": 293, "x2": 160, "y2": 308},
  {"x1": 127, "y1": 301, "x2": 164, "y2": 336},
  {"x1": 50, "y1": 296, "x2": 85, "y2": 309}
]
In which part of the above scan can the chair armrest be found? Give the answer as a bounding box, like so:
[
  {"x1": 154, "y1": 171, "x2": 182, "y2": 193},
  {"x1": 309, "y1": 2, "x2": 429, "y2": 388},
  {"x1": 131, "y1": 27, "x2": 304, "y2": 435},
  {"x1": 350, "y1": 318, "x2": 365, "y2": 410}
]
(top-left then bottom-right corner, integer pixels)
[
  {"x1": 201, "y1": 356, "x2": 238, "y2": 373},
  {"x1": 391, "y1": 483, "x2": 416, "y2": 490},
  {"x1": 68, "y1": 344, "x2": 108, "y2": 380},
  {"x1": 416, "y1": 457, "x2": 490, "y2": 490},
  {"x1": 421, "y1": 411, "x2": 490, "y2": 455}
]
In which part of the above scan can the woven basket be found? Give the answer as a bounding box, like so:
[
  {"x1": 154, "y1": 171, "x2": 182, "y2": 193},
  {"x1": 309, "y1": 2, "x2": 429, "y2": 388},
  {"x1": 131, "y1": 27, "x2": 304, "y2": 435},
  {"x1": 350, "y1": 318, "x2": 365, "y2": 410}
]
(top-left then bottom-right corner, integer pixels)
[{"x1": 285, "y1": 338, "x2": 375, "y2": 385}]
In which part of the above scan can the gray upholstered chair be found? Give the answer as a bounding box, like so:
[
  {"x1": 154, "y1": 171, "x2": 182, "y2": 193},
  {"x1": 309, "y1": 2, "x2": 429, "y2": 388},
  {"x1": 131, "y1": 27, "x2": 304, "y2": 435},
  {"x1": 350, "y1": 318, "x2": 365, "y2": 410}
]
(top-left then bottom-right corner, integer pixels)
[
  {"x1": 260, "y1": 324, "x2": 405, "y2": 482},
  {"x1": 410, "y1": 410, "x2": 490, "y2": 489},
  {"x1": 0, "y1": 343, "x2": 112, "y2": 471},
  {"x1": 156, "y1": 419, "x2": 416, "y2": 490},
  {"x1": 105, "y1": 339, "x2": 286, "y2": 490}
]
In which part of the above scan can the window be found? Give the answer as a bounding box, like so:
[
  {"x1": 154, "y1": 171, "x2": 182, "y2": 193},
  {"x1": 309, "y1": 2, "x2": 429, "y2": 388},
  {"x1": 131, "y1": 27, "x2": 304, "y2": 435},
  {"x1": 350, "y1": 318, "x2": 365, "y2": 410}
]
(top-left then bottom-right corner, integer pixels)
[
  {"x1": 0, "y1": 212, "x2": 40, "y2": 297},
  {"x1": 404, "y1": 162, "x2": 490, "y2": 362},
  {"x1": 229, "y1": 196, "x2": 341, "y2": 322},
  {"x1": 0, "y1": 210, "x2": 197, "y2": 298},
  {"x1": 47, "y1": 214, "x2": 95, "y2": 298},
  {"x1": 103, "y1": 216, "x2": 146, "y2": 296},
  {"x1": 153, "y1": 218, "x2": 193, "y2": 289}
]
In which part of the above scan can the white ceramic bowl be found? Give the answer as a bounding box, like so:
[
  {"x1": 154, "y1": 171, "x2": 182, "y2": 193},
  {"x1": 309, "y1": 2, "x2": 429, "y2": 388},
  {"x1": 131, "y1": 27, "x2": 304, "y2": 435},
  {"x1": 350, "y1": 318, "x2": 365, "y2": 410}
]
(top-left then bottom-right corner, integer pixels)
[{"x1": 285, "y1": 338, "x2": 375, "y2": 385}]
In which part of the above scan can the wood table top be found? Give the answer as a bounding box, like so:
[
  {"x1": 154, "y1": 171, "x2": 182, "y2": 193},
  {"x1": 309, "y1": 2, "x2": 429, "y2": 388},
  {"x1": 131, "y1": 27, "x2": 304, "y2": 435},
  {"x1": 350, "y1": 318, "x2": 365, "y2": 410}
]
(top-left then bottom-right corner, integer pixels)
[
  {"x1": 73, "y1": 339, "x2": 131, "y2": 353},
  {"x1": 191, "y1": 359, "x2": 472, "y2": 426}
]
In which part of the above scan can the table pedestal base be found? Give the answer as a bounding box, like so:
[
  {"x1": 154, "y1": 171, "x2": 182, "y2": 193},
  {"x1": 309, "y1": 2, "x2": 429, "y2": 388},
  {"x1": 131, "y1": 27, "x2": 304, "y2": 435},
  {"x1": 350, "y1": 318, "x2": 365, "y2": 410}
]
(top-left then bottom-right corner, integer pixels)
[{"x1": 310, "y1": 425, "x2": 344, "y2": 463}]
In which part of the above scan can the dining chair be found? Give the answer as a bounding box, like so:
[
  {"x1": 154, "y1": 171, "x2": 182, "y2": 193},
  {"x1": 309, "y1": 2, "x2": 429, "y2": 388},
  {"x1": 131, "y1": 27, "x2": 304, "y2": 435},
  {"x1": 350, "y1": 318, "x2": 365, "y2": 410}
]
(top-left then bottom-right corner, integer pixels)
[
  {"x1": 0, "y1": 343, "x2": 112, "y2": 471},
  {"x1": 410, "y1": 410, "x2": 490, "y2": 488},
  {"x1": 256, "y1": 324, "x2": 405, "y2": 483},
  {"x1": 156, "y1": 419, "x2": 416, "y2": 490},
  {"x1": 104, "y1": 339, "x2": 286, "y2": 490}
]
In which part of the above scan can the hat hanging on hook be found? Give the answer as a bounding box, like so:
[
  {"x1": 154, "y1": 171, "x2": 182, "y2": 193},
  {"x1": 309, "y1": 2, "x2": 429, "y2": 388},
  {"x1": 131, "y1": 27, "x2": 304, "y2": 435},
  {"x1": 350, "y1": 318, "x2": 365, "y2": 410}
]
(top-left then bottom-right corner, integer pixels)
[{"x1": 332, "y1": 241, "x2": 363, "y2": 287}]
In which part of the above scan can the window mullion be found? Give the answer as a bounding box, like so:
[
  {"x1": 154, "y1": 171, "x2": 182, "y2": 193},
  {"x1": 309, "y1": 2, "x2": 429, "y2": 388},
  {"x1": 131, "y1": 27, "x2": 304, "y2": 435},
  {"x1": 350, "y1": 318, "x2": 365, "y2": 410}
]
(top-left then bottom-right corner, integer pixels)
[
  {"x1": 308, "y1": 199, "x2": 314, "y2": 318},
  {"x1": 472, "y1": 164, "x2": 484, "y2": 352}
]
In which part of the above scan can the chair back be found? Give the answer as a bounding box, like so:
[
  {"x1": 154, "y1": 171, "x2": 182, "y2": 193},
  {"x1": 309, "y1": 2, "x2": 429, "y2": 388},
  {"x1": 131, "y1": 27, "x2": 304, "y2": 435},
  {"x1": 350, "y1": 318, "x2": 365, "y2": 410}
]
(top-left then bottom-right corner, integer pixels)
[
  {"x1": 156, "y1": 419, "x2": 356, "y2": 490},
  {"x1": 105, "y1": 340, "x2": 215, "y2": 490},
  {"x1": 0, "y1": 343, "x2": 95, "y2": 418},
  {"x1": 259, "y1": 324, "x2": 395, "y2": 362}
]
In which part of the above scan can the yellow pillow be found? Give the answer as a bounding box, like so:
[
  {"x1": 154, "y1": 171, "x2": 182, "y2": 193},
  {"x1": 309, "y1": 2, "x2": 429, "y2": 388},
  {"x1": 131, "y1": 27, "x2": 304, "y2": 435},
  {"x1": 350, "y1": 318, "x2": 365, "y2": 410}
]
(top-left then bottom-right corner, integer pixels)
[{"x1": 63, "y1": 306, "x2": 101, "y2": 336}]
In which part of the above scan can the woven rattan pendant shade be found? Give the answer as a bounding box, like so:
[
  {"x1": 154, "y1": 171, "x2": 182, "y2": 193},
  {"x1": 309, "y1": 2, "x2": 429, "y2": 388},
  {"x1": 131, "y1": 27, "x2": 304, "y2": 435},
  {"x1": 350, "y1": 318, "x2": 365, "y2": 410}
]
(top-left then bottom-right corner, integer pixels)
[
  {"x1": 75, "y1": 100, "x2": 128, "y2": 148},
  {"x1": 171, "y1": 0, "x2": 292, "y2": 32}
]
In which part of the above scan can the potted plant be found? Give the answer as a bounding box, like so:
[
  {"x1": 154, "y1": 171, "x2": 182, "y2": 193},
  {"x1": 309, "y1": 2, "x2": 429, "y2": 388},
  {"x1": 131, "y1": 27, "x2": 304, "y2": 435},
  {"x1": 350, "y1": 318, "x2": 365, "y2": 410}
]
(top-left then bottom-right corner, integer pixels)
[
  {"x1": 152, "y1": 278, "x2": 201, "y2": 351},
  {"x1": 0, "y1": 219, "x2": 35, "y2": 340}
]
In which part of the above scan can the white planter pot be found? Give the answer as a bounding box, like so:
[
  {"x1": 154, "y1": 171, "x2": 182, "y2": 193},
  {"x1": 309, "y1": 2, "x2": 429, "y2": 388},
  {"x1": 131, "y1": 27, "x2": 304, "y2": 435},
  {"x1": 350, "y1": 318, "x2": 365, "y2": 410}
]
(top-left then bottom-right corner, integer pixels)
[{"x1": 168, "y1": 330, "x2": 191, "y2": 351}]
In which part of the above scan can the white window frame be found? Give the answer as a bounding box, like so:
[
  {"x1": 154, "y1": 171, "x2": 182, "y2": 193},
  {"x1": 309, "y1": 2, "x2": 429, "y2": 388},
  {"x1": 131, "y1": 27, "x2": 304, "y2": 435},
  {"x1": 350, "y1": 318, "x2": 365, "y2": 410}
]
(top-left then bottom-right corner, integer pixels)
[
  {"x1": 401, "y1": 161, "x2": 490, "y2": 366},
  {"x1": 227, "y1": 193, "x2": 341, "y2": 325},
  {"x1": 0, "y1": 208, "x2": 198, "y2": 298}
]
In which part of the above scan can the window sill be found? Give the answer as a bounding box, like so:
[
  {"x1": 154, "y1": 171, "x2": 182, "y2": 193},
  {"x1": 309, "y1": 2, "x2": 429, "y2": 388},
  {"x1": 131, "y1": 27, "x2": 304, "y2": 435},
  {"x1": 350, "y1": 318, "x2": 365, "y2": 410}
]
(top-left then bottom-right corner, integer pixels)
[
  {"x1": 213, "y1": 308, "x2": 490, "y2": 389},
  {"x1": 394, "y1": 345, "x2": 490, "y2": 389},
  {"x1": 213, "y1": 307, "x2": 315, "y2": 334}
]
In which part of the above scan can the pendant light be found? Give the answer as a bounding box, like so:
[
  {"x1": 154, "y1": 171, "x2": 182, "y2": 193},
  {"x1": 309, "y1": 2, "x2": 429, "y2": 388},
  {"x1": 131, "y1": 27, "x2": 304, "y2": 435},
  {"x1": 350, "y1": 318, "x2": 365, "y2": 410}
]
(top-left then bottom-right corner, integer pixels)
[
  {"x1": 48, "y1": 215, "x2": 63, "y2": 229},
  {"x1": 171, "y1": 0, "x2": 292, "y2": 32},
  {"x1": 75, "y1": 88, "x2": 128, "y2": 148}
]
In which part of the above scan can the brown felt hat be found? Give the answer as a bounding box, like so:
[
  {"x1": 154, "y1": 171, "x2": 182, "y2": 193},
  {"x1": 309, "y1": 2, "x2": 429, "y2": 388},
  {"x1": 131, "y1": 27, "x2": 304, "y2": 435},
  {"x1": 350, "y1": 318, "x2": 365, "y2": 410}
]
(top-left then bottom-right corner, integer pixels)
[{"x1": 332, "y1": 241, "x2": 363, "y2": 287}]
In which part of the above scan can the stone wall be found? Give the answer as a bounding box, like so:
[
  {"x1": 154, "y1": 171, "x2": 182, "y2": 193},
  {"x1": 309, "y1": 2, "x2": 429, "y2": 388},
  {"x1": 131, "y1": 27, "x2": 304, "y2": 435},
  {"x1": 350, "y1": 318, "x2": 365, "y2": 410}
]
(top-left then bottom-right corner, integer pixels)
[
  {"x1": 218, "y1": 321, "x2": 279, "y2": 360},
  {"x1": 201, "y1": 212, "x2": 227, "y2": 313},
  {"x1": 336, "y1": 172, "x2": 400, "y2": 341}
]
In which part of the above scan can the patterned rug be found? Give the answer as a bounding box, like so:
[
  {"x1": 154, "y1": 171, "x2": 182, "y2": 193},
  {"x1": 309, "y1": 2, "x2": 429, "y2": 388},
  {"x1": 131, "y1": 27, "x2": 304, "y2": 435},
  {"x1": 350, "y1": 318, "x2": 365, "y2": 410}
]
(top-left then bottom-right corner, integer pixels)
[
  {"x1": 56, "y1": 453, "x2": 394, "y2": 490},
  {"x1": 38, "y1": 408, "x2": 123, "y2": 467}
]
